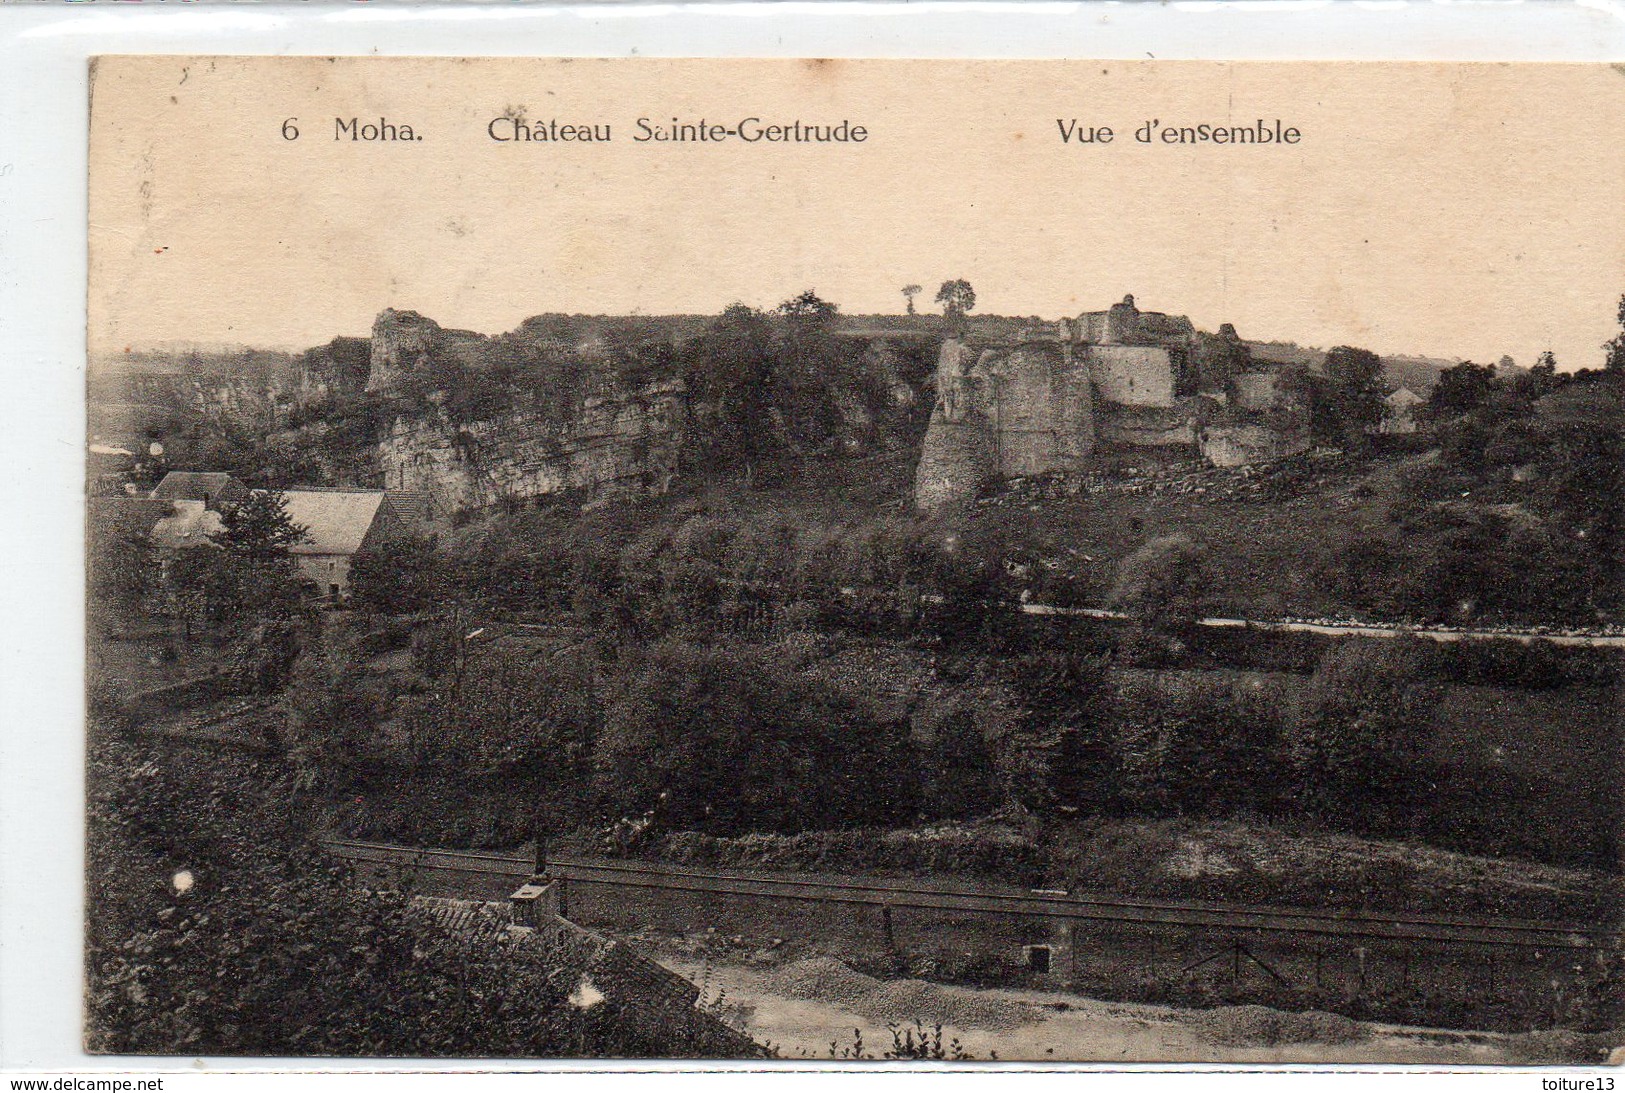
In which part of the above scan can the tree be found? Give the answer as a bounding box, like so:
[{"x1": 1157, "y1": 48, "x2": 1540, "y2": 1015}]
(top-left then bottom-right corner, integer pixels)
[
  {"x1": 1323, "y1": 345, "x2": 1387, "y2": 443},
  {"x1": 1276, "y1": 364, "x2": 1342, "y2": 446},
  {"x1": 681, "y1": 303, "x2": 778, "y2": 477},
  {"x1": 349, "y1": 535, "x2": 449, "y2": 615},
  {"x1": 901, "y1": 284, "x2": 922, "y2": 315},
  {"x1": 1007, "y1": 641, "x2": 1114, "y2": 810},
  {"x1": 1112, "y1": 677, "x2": 1282, "y2": 817},
  {"x1": 209, "y1": 489, "x2": 308, "y2": 561},
  {"x1": 1422, "y1": 360, "x2": 1498, "y2": 422},
  {"x1": 778, "y1": 288, "x2": 839, "y2": 326},
  {"x1": 1109, "y1": 534, "x2": 1208, "y2": 660},
  {"x1": 186, "y1": 489, "x2": 310, "y2": 625},
  {"x1": 87, "y1": 522, "x2": 158, "y2": 634},
  {"x1": 1192, "y1": 326, "x2": 1251, "y2": 397},
  {"x1": 85, "y1": 736, "x2": 752, "y2": 1057},
  {"x1": 1284, "y1": 639, "x2": 1442, "y2": 833},
  {"x1": 921, "y1": 708, "x2": 999, "y2": 820},
  {"x1": 1517, "y1": 349, "x2": 1562, "y2": 400},
  {"x1": 773, "y1": 290, "x2": 871, "y2": 453},
  {"x1": 934, "y1": 280, "x2": 976, "y2": 322},
  {"x1": 1605, "y1": 293, "x2": 1625, "y2": 373},
  {"x1": 592, "y1": 640, "x2": 914, "y2": 835}
]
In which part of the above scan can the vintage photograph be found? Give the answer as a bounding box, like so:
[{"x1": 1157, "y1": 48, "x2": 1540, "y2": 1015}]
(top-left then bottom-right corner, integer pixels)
[{"x1": 84, "y1": 56, "x2": 1623, "y2": 1063}]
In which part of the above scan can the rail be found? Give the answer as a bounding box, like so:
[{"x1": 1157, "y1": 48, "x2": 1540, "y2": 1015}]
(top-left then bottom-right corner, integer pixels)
[{"x1": 321, "y1": 837, "x2": 1618, "y2": 952}]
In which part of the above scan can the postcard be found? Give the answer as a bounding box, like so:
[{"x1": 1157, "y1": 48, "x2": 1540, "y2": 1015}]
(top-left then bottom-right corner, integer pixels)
[{"x1": 84, "y1": 55, "x2": 1624, "y2": 1064}]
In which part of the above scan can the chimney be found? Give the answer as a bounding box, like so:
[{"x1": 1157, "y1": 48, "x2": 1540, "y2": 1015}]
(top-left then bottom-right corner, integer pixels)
[{"x1": 509, "y1": 878, "x2": 562, "y2": 927}]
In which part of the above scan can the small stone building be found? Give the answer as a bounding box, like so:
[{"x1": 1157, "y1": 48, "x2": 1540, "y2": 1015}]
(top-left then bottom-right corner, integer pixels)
[
  {"x1": 1378, "y1": 387, "x2": 1425, "y2": 434},
  {"x1": 278, "y1": 488, "x2": 418, "y2": 600}
]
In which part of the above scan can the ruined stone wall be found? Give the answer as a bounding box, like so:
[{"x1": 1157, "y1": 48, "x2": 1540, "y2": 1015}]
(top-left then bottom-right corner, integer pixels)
[
  {"x1": 377, "y1": 382, "x2": 685, "y2": 513},
  {"x1": 1198, "y1": 422, "x2": 1310, "y2": 467},
  {"x1": 1097, "y1": 409, "x2": 1195, "y2": 448},
  {"x1": 982, "y1": 343, "x2": 1090, "y2": 477},
  {"x1": 915, "y1": 339, "x2": 1094, "y2": 512},
  {"x1": 1088, "y1": 345, "x2": 1177, "y2": 407},
  {"x1": 914, "y1": 416, "x2": 995, "y2": 514},
  {"x1": 1232, "y1": 371, "x2": 1283, "y2": 411},
  {"x1": 366, "y1": 309, "x2": 490, "y2": 394},
  {"x1": 367, "y1": 309, "x2": 439, "y2": 393}
]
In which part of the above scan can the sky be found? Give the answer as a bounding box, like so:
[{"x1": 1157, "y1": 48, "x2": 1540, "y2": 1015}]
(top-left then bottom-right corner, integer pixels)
[{"x1": 88, "y1": 57, "x2": 1625, "y2": 370}]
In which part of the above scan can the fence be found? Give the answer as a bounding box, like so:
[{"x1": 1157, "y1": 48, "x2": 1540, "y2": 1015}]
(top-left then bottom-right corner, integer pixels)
[{"x1": 324, "y1": 837, "x2": 1621, "y2": 1030}]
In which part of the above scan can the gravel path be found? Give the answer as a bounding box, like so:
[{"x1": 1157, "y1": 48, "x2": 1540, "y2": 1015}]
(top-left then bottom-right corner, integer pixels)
[{"x1": 665, "y1": 955, "x2": 1521, "y2": 1064}]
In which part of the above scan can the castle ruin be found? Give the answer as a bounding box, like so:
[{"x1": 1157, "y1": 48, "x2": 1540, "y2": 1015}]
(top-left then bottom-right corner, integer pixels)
[{"x1": 915, "y1": 296, "x2": 1308, "y2": 512}]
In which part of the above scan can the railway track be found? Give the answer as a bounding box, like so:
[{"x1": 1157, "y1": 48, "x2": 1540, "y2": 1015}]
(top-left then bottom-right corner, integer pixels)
[{"x1": 322, "y1": 837, "x2": 1618, "y2": 952}]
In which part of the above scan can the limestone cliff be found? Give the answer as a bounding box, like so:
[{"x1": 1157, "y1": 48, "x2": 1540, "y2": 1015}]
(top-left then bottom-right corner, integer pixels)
[
  {"x1": 377, "y1": 382, "x2": 685, "y2": 513},
  {"x1": 367, "y1": 309, "x2": 491, "y2": 395}
]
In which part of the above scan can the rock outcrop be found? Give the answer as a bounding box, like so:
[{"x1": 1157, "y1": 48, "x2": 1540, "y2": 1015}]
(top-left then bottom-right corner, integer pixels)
[
  {"x1": 915, "y1": 340, "x2": 1095, "y2": 512},
  {"x1": 366, "y1": 309, "x2": 490, "y2": 394},
  {"x1": 377, "y1": 382, "x2": 685, "y2": 513}
]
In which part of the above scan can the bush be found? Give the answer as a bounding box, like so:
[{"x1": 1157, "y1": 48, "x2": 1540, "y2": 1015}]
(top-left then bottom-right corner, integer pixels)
[
  {"x1": 1283, "y1": 639, "x2": 1442, "y2": 834},
  {"x1": 592, "y1": 639, "x2": 917, "y2": 836},
  {"x1": 349, "y1": 536, "x2": 450, "y2": 614},
  {"x1": 648, "y1": 823, "x2": 1045, "y2": 887},
  {"x1": 86, "y1": 737, "x2": 743, "y2": 1057},
  {"x1": 1111, "y1": 674, "x2": 1285, "y2": 818},
  {"x1": 1434, "y1": 638, "x2": 1620, "y2": 690}
]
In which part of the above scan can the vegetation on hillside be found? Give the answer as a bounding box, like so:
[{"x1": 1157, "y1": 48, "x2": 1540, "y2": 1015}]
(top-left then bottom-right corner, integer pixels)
[
  {"x1": 86, "y1": 732, "x2": 750, "y2": 1057},
  {"x1": 85, "y1": 291, "x2": 1625, "y2": 1044}
]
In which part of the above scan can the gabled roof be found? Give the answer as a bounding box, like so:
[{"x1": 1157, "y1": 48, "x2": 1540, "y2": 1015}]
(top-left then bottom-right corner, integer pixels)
[
  {"x1": 151, "y1": 471, "x2": 246, "y2": 502},
  {"x1": 276, "y1": 488, "x2": 388, "y2": 556},
  {"x1": 411, "y1": 897, "x2": 522, "y2": 947},
  {"x1": 1385, "y1": 387, "x2": 1426, "y2": 407}
]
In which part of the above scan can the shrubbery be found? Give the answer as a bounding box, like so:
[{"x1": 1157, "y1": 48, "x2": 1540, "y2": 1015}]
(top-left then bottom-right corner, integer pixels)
[
  {"x1": 86, "y1": 735, "x2": 742, "y2": 1057},
  {"x1": 1282, "y1": 639, "x2": 1443, "y2": 835},
  {"x1": 594, "y1": 639, "x2": 917, "y2": 836}
]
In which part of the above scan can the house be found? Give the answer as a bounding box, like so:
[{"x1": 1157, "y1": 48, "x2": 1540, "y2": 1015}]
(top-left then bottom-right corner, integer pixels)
[
  {"x1": 409, "y1": 891, "x2": 763, "y2": 1057},
  {"x1": 1379, "y1": 387, "x2": 1426, "y2": 434},
  {"x1": 148, "y1": 499, "x2": 225, "y2": 551},
  {"x1": 150, "y1": 471, "x2": 250, "y2": 509},
  {"x1": 277, "y1": 487, "x2": 417, "y2": 600}
]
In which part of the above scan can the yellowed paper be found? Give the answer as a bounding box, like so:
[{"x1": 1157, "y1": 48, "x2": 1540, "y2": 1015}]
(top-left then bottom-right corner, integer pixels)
[{"x1": 85, "y1": 57, "x2": 1625, "y2": 1065}]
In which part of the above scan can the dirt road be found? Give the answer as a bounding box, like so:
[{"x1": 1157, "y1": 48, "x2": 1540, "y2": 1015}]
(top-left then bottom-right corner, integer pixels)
[{"x1": 662, "y1": 956, "x2": 1521, "y2": 1065}]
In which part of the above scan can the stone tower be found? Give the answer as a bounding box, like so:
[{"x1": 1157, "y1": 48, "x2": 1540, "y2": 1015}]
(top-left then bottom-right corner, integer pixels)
[{"x1": 366, "y1": 308, "x2": 443, "y2": 394}]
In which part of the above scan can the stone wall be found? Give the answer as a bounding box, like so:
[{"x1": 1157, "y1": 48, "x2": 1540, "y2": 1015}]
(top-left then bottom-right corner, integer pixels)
[
  {"x1": 366, "y1": 308, "x2": 490, "y2": 394},
  {"x1": 915, "y1": 338, "x2": 1094, "y2": 512},
  {"x1": 1198, "y1": 422, "x2": 1310, "y2": 467},
  {"x1": 1232, "y1": 371, "x2": 1283, "y2": 411},
  {"x1": 914, "y1": 417, "x2": 995, "y2": 514},
  {"x1": 1088, "y1": 346, "x2": 1178, "y2": 407},
  {"x1": 987, "y1": 343, "x2": 1096, "y2": 477},
  {"x1": 1097, "y1": 408, "x2": 1195, "y2": 448}
]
